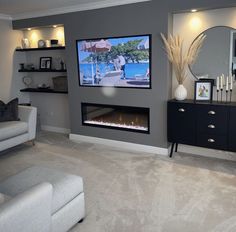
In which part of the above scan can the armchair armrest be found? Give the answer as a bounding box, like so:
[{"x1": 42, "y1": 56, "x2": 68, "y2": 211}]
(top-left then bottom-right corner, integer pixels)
[
  {"x1": 18, "y1": 106, "x2": 37, "y2": 140},
  {"x1": 0, "y1": 182, "x2": 52, "y2": 232}
]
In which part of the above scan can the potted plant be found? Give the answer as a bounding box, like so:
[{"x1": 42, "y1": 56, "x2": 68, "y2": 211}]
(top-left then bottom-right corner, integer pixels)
[{"x1": 161, "y1": 33, "x2": 206, "y2": 100}]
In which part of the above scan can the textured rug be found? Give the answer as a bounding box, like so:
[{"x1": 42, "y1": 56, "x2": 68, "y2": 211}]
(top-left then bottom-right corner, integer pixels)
[{"x1": 0, "y1": 131, "x2": 236, "y2": 232}]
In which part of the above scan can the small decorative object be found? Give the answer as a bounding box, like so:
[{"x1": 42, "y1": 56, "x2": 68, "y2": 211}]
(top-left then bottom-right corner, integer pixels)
[
  {"x1": 37, "y1": 83, "x2": 50, "y2": 89},
  {"x1": 19, "y1": 63, "x2": 25, "y2": 70},
  {"x1": 50, "y1": 39, "x2": 59, "y2": 47},
  {"x1": 230, "y1": 75, "x2": 234, "y2": 103},
  {"x1": 53, "y1": 76, "x2": 68, "y2": 91},
  {"x1": 26, "y1": 63, "x2": 35, "y2": 70},
  {"x1": 175, "y1": 84, "x2": 187, "y2": 101},
  {"x1": 38, "y1": 39, "x2": 46, "y2": 48},
  {"x1": 21, "y1": 38, "x2": 30, "y2": 48},
  {"x1": 194, "y1": 79, "x2": 214, "y2": 102},
  {"x1": 40, "y1": 57, "x2": 52, "y2": 70},
  {"x1": 226, "y1": 75, "x2": 229, "y2": 102},
  {"x1": 22, "y1": 76, "x2": 32, "y2": 87},
  {"x1": 161, "y1": 33, "x2": 206, "y2": 101},
  {"x1": 45, "y1": 40, "x2": 50, "y2": 47}
]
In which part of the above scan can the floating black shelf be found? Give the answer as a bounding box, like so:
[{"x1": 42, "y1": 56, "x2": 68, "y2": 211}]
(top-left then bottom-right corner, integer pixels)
[
  {"x1": 18, "y1": 69, "x2": 67, "y2": 73},
  {"x1": 20, "y1": 88, "x2": 68, "y2": 94},
  {"x1": 16, "y1": 46, "x2": 66, "y2": 52}
]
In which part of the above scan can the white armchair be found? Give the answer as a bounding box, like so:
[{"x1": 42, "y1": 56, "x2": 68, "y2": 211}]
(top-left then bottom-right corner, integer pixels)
[{"x1": 0, "y1": 106, "x2": 37, "y2": 152}]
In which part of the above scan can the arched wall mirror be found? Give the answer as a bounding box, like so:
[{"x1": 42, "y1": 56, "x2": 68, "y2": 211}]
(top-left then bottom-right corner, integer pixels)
[{"x1": 189, "y1": 26, "x2": 236, "y2": 82}]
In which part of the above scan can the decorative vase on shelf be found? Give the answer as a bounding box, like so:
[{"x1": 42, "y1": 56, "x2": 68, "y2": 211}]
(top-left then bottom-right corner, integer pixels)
[{"x1": 174, "y1": 84, "x2": 187, "y2": 101}]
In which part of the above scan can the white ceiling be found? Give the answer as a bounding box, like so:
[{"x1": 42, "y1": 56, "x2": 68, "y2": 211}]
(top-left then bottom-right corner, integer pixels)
[{"x1": 0, "y1": 0, "x2": 150, "y2": 20}]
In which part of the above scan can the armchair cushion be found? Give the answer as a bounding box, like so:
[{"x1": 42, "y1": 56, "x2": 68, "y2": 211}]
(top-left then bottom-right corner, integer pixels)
[
  {"x1": 0, "y1": 98, "x2": 19, "y2": 122},
  {"x1": 0, "y1": 121, "x2": 28, "y2": 141}
]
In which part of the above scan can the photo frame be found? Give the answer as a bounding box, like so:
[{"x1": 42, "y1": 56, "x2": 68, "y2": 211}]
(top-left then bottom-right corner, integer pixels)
[
  {"x1": 194, "y1": 79, "x2": 214, "y2": 102},
  {"x1": 40, "y1": 57, "x2": 52, "y2": 70}
]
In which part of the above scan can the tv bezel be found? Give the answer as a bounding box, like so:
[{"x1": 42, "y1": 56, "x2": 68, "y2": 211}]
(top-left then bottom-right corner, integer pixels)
[{"x1": 76, "y1": 34, "x2": 152, "y2": 89}]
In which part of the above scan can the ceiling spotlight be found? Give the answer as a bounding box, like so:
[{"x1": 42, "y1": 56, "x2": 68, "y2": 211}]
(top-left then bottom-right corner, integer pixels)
[
  {"x1": 53, "y1": 25, "x2": 57, "y2": 28},
  {"x1": 27, "y1": 28, "x2": 31, "y2": 31},
  {"x1": 191, "y1": 9, "x2": 197, "y2": 13}
]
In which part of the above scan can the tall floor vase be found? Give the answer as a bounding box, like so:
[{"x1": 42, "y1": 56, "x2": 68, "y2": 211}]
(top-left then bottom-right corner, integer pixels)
[{"x1": 174, "y1": 84, "x2": 187, "y2": 101}]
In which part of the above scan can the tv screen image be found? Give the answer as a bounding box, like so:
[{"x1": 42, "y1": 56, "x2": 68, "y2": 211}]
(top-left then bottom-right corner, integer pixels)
[{"x1": 77, "y1": 35, "x2": 151, "y2": 88}]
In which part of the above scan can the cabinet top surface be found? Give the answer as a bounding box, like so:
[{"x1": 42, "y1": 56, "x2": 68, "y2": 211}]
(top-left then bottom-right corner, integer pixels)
[{"x1": 168, "y1": 99, "x2": 236, "y2": 106}]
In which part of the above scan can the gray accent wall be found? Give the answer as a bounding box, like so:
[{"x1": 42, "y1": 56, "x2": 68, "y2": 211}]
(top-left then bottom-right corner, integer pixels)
[{"x1": 13, "y1": 0, "x2": 236, "y2": 148}]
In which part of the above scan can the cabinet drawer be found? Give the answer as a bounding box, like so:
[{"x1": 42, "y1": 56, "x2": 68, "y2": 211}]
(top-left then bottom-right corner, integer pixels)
[
  {"x1": 197, "y1": 105, "x2": 228, "y2": 120},
  {"x1": 197, "y1": 134, "x2": 227, "y2": 150},
  {"x1": 197, "y1": 119, "x2": 227, "y2": 135},
  {"x1": 197, "y1": 105, "x2": 228, "y2": 135},
  {"x1": 168, "y1": 102, "x2": 196, "y2": 145}
]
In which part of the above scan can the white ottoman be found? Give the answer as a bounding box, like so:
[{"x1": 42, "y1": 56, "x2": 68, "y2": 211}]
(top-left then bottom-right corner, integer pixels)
[{"x1": 0, "y1": 166, "x2": 85, "y2": 232}]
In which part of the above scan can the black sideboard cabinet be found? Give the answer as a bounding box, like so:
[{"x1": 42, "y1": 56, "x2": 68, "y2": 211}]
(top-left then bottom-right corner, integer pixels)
[{"x1": 167, "y1": 99, "x2": 236, "y2": 157}]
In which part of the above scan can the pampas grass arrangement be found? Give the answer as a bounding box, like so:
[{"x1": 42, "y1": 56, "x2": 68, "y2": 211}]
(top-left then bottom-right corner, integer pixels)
[{"x1": 161, "y1": 33, "x2": 206, "y2": 84}]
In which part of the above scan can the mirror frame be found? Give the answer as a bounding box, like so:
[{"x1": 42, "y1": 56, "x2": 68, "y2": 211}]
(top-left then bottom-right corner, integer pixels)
[{"x1": 188, "y1": 25, "x2": 236, "y2": 80}]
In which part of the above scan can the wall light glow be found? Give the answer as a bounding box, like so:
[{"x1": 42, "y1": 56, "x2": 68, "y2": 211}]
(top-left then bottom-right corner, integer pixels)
[
  {"x1": 191, "y1": 9, "x2": 197, "y2": 13},
  {"x1": 189, "y1": 17, "x2": 202, "y2": 30},
  {"x1": 56, "y1": 28, "x2": 65, "y2": 45}
]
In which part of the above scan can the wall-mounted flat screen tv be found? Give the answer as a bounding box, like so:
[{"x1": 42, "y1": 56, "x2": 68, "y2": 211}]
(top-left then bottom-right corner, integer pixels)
[{"x1": 76, "y1": 34, "x2": 151, "y2": 88}]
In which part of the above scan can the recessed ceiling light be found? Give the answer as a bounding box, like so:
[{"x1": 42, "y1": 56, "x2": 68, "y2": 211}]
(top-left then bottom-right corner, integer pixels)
[
  {"x1": 191, "y1": 9, "x2": 197, "y2": 13},
  {"x1": 27, "y1": 28, "x2": 31, "y2": 31},
  {"x1": 53, "y1": 25, "x2": 57, "y2": 28}
]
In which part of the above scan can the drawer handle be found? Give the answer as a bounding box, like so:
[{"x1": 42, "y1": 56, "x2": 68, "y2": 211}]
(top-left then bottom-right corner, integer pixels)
[
  {"x1": 178, "y1": 108, "x2": 185, "y2": 112},
  {"x1": 208, "y1": 124, "x2": 216, "y2": 129},
  {"x1": 208, "y1": 111, "x2": 216, "y2": 115},
  {"x1": 208, "y1": 139, "x2": 215, "y2": 143}
]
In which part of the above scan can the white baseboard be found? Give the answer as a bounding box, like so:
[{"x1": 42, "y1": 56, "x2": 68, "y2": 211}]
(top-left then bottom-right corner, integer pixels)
[
  {"x1": 69, "y1": 133, "x2": 169, "y2": 156},
  {"x1": 41, "y1": 125, "x2": 70, "y2": 134},
  {"x1": 177, "y1": 144, "x2": 236, "y2": 161}
]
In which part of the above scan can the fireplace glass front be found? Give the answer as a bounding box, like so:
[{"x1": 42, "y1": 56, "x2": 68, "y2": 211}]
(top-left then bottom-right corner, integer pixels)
[{"x1": 82, "y1": 103, "x2": 149, "y2": 133}]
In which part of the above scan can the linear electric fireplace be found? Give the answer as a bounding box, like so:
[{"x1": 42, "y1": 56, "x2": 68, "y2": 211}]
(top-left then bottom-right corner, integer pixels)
[{"x1": 81, "y1": 103, "x2": 150, "y2": 133}]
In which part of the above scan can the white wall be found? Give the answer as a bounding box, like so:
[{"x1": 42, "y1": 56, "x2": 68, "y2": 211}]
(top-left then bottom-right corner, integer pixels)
[
  {"x1": 173, "y1": 7, "x2": 236, "y2": 100},
  {"x1": 0, "y1": 18, "x2": 29, "y2": 103}
]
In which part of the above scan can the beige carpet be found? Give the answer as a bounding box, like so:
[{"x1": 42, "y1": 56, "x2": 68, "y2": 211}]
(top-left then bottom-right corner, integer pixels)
[{"x1": 0, "y1": 131, "x2": 236, "y2": 232}]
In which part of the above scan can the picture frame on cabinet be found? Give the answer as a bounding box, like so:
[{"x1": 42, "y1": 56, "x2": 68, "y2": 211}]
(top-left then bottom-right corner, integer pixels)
[
  {"x1": 194, "y1": 79, "x2": 214, "y2": 102},
  {"x1": 40, "y1": 57, "x2": 52, "y2": 70}
]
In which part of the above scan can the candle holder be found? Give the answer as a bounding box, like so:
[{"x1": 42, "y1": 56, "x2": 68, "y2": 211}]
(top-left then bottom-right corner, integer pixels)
[
  {"x1": 230, "y1": 89, "x2": 233, "y2": 103},
  {"x1": 226, "y1": 90, "x2": 229, "y2": 103},
  {"x1": 220, "y1": 89, "x2": 223, "y2": 102}
]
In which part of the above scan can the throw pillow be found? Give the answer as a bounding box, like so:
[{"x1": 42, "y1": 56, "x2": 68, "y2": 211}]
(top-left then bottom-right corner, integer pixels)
[{"x1": 0, "y1": 98, "x2": 19, "y2": 122}]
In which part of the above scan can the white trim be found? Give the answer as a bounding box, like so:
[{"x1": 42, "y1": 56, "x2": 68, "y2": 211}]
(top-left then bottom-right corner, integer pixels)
[
  {"x1": 0, "y1": 14, "x2": 12, "y2": 20},
  {"x1": 12, "y1": 0, "x2": 151, "y2": 20},
  {"x1": 41, "y1": 125, "x2": 70, "y2": 134},
  {"x1": 177, "y1": 144, "x2": 236, "y2": 161},
  {"x1": 69, "y1": 133, "x2": 169, "y2": 156}
]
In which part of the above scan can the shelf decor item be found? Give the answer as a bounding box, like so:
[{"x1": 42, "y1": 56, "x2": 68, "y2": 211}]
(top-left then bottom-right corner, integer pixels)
[
  {"x1": 38, "y1": 40, "x2": 46, "y2": 48},
  {"x1": 194, "y1": 79, "x2": 214, "y2": 102},
  {"x1": 40, "y1": 57, "x2": 52, "y2": 70},
  {"x1": 22, "y1": 76, "x2": 32, "y2": 87},
  {"x1": 161, "y1": 33, "x2": 206, "y2": 101},
  {"x1": 216, "y1": 74, "x2": 234, "y2": 103},
  {"x1": 21, "y1": 38, "x2": 30, "y2": 49}
]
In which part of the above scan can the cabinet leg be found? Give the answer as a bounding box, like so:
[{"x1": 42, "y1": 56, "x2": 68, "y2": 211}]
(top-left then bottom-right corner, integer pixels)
[
  {"x1": 175, "y1": 143, "x2": 178, "y2": 152},
  {"x1": 170, "y1": 143, "x2": 175, "y2": 158}
]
